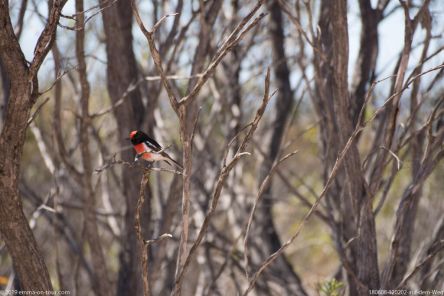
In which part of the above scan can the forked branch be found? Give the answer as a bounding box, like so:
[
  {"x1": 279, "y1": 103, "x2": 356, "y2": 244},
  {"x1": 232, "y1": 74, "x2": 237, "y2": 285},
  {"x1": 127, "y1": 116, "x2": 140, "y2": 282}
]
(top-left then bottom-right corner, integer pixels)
[{"x1": 173, "y1": 68, "x2": 273, "y2": 294}]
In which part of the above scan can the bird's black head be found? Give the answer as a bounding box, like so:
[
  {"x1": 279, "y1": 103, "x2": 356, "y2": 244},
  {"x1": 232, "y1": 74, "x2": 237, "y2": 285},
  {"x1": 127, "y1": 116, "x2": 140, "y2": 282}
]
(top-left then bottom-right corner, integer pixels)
[
  {"x1": 129, "y1": 130, "x2": 162, "y2": 150},
  {"x1": 129, "y1": 130, "x2": 145, "y2": 145}
]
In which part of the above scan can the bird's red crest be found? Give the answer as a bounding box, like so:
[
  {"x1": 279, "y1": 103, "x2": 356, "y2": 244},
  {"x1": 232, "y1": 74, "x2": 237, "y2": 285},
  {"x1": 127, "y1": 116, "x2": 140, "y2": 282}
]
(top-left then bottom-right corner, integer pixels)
[{"x1": 129, "y1": 130, "x2": 138, "y2": 139}]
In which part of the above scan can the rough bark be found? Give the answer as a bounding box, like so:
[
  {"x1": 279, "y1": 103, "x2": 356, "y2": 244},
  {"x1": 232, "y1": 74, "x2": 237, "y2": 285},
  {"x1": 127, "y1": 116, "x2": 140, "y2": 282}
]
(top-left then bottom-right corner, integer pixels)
[
  {"x1": 0, "y1": 0, "x2": 66, "y2": 291},
  {"x1": 316, "y1": 0, "x2": 380, "y2": 294},
  {"x1": 379, "y1": 1, "x2": 433, "y2": 289},
  {"x1": 351, "y1": 0, "x2": 381, "y2": 125},
  {"x1": 420, "y1": 217, "x2": 444, "y2": 290},
  {"x1": 383, "y1": 137, "x2": 444, "y2": 288},
  {"x1": 0, "y1": 59, "x2": 10, "y2": 125}
]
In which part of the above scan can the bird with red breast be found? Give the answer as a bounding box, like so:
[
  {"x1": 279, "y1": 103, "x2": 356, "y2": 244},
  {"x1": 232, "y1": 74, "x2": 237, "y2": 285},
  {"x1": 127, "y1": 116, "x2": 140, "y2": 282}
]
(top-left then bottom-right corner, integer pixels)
[{"x1": 129, "y1": 130, "x2": 182, "y2": 169}]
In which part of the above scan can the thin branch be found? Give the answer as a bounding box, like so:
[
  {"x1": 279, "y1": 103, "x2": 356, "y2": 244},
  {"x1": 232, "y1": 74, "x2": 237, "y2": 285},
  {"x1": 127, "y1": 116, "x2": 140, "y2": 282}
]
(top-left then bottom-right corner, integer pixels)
[
  {"x1": 143, "y1": 73, "x2": 204, "y2": 81},
  {"x1": 90, "y1": 79, "x2": 140, "y2": 118},
  {"x1": 60, "y1": 0, "x2": 118, "y2": 30},
  {"x1": 27, "y1": 97, "x2": 50, "y2": 126},
  {"x1": 242, "y1": 64, "x2": 444, "y2": 295},
  {"x1": 135, "y1": 170, "x2": 151, "y2": 296},
  {"x1": 173, "y1": 68, "x2": 273, "y2": 293},
  {"x1": 397, "y1": 242, "x2": 444, "y2": 288},
  {"x1": 152, "y1": 12, "x2": 179, "y2": 33},
  {"x1": 179, "y1": 1, "x2": 267, "y2": 107},
  {"x1": 242, "y1": 122, "x2": 364, "y2": 295},
  {"x1": 243, "y1": 150, "x2": 299, "y2": 280},
  {"x1": 14, "y1": 0, "x2": 28, "y2": 39},
  {"x1": 29, "y1": 0, "x2": 68, "y2": 79},
  {"x1": 94, "y1": 153, "x2": 182, "y2": 175},
  {"x1": 144, "y1": 233, "x2": 173, "y2": 246},
  {"x1": 38, "y1": 66, "x2": 78, "y2": 96},
  {"x1": 29, "y1": 122, "x2": 55, "y2": 174},
  {"x1": 277, "y1": 0, "x2": 325, "y2": 60},
  {"x1": 131, "y1": 4, "x2": 180, "y2": 113},
  {"x1": 380, "y1": 146, "x2": 403, "y2": 171}
]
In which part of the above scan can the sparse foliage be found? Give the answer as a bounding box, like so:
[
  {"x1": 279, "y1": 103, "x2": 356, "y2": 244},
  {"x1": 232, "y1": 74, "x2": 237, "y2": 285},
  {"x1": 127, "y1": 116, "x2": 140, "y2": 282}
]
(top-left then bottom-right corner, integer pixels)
[{"x1": 0, "y1": 1, "x2": 443, "y2": 296}]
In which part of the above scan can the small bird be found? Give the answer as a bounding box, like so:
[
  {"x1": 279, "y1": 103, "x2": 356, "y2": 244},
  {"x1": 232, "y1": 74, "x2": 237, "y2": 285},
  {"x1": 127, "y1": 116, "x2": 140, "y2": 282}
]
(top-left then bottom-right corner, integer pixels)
[{"x1": 129, "y1": 130, "x2": 182, "y2": 169}]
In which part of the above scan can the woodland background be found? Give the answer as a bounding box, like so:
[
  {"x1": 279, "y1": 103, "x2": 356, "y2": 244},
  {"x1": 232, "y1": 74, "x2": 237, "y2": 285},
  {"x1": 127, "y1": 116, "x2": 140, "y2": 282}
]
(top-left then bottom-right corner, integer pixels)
[{"x1": 0, "y1": 0, "x2": 443, "y2": 295}]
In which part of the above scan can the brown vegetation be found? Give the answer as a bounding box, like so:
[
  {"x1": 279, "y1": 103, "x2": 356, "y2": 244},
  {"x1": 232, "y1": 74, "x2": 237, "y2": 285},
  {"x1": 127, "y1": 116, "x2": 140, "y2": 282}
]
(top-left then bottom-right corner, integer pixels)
[{"x1": 0, "y1": 0, "x2": 443, "y2": 295}]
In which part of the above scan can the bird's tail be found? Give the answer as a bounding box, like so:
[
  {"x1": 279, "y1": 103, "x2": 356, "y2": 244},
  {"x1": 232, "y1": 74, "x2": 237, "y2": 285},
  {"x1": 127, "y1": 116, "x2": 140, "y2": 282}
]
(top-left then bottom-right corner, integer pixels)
[{"x1": 162, "y1": 153, "x2": 183, "y2": 170}]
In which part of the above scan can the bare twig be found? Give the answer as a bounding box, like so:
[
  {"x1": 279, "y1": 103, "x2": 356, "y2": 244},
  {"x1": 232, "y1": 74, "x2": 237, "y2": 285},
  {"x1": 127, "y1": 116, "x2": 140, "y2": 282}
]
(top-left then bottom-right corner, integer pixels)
[
  {"x1": 143, "y1": 73, "x2": 204, "y2": 81},
  {"x1": 242, "y1": 121, "x2": 364, "y2": 295},
  {"x1": 243, "y1": 150, "x2": 299, "y2": 279},
  {"x1": 397, "y1": 241, "x2": 444, "y2": 288},
  {"x1": 173, "y1": 68, "x2": 273, "y2": 293},
  {"x1": 29, "y1": 0, "x2": 68, "y2": 79},
  {"x1": 380, "y1": 146, "x2": 403, "y2": 171},
  {"x1": 60, "y1": 0, "x2": 118, "y2": 30},
  {"x1": 27, "y1": 97, "x2": 50, "y2": 126},
  {"x1": 90, "y1": 80, "x2": 141, "y2": 118},
  {"x1": 38, "y1": 66, "x2": 78, "y2": 96},
  {"x1": 135, "y1": 170, "x2": 151, "y2": 296},
  {"x1": 51, "y1": 41, "x2": 83, "y2": 185},
  {"x1": 14, "y1": 0, "x2": 28, "y2": 39},
  {"x1": 179, "y1": 1, "x2": 267, "y2": 107},
  {"x1": 132, "y1": 5, "x2": 268, "y2": 295},
  {"x1": 94, "y1": 155, "x2": 182, "y2": 175},
  {"x1": 131, "y1": 4, "x2": 180, "y2": 113},
  {"x1": 242, "y1": 63, "x2": 444, "y2": 295},
  {"x1": 277, "y1": 0, "x2": 325, "y2": 59},
  {"x1": 144, "y1": 233, "x2": 173, "y2": 246},
  {"x1": 29, "y1": 122, "x2": 55, "y2": 174}
]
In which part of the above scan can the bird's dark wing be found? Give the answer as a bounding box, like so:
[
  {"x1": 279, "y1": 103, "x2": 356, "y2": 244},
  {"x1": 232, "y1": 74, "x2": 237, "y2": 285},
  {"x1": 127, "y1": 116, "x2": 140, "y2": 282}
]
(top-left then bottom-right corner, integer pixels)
[
  {"x1": 139, "y1": 132, "x2": 162, "y2": 151},
  {"x1": 161, "y1": 151, "x2": 183, "y2": 170}
]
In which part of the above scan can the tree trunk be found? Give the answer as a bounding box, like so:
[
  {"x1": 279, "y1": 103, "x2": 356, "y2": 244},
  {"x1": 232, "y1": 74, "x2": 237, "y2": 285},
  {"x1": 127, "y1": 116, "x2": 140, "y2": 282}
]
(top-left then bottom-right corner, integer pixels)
[
  {"x1": 250, "y1": 1, "x2": 307, "y2": 295},
  {"x1": 0, "y1": 0, "x2": 66, "y2": 290},
  {"x1": 316, "y1": 0, "x2": 380, "y2": 294},
  {"x1": 76, "y1": 0, "x2": 112, "y2": 294},
  {"x1": 0, "y1": 59, "x2": 10, "y2": 124},
  {"x1": 351, "y1": 0, "x2": 381, "y2": 125},
  {"x1": 100, "y1": 1, "x2": 149, "y2": 295}
]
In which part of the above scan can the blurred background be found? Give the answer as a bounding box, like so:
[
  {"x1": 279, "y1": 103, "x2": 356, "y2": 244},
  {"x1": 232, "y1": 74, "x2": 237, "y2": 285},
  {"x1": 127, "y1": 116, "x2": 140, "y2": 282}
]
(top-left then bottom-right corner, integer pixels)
[{"x1": 0, "y1": 0, "x2": 443, "y2": 295}]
